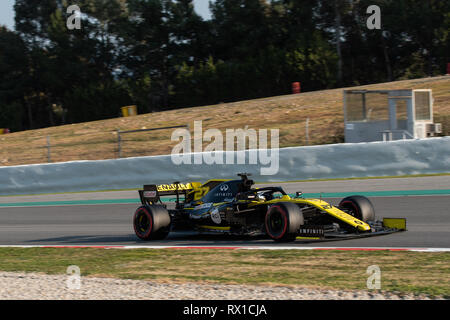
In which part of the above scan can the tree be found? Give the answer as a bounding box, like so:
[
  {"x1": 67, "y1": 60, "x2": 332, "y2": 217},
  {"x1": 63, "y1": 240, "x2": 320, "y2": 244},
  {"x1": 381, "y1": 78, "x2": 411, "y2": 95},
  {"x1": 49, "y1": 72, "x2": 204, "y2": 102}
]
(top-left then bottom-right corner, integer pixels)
[
  {"x1": 0, "y1": 26, "x2": 29, "y2": 131},
  {"x1": 115, "y1": 0, "x2": 208, "y2": 111},
  {"x1": 13, "y1": 0, "x2": 132, "y2": 127},
  {"x1": 1, "y1": 0, "x2": 447, "y2": 134}
]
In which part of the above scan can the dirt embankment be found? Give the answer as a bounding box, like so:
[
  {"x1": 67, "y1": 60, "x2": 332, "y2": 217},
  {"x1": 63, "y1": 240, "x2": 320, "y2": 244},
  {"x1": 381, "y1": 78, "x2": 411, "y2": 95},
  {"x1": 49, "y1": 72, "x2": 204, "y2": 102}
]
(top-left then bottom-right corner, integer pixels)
[{"x1": 1, "y1": 76, "x2": 449, "y2": 166}]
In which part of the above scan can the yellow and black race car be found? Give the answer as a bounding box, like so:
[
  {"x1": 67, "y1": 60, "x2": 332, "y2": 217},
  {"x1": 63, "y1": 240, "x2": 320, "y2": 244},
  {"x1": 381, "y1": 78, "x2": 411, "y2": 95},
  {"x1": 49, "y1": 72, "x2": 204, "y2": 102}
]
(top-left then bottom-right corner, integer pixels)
[{"x1": 133, "y1": 173, "x2": 406, "y2": 242}]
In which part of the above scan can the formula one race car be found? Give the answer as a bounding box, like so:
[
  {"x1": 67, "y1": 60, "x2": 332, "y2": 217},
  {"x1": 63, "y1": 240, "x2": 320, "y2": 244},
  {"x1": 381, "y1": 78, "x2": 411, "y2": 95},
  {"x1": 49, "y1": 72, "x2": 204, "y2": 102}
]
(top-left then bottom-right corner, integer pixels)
[{"x1": 133, "y1": 173, "x2": 406, "y2": 242}]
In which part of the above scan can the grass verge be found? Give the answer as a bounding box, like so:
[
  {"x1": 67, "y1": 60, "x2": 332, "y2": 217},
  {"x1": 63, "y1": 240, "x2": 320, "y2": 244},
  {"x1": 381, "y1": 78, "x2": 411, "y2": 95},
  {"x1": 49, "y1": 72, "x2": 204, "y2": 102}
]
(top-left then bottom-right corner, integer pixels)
[{"x1": 0, "y1": 248, "x2": 448, "y2": 298}]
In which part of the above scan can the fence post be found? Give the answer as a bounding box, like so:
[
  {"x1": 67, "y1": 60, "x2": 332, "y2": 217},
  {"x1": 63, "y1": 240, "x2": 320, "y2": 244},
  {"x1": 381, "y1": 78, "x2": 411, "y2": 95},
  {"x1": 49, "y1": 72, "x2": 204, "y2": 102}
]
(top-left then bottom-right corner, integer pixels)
[
  {"x1": 117, "y1": 129, "x2": 122, "y2": 158},
  {"x1": 46, "y1": 135, "x2": 51, "y2": 163},
  {"x1": 305, "y1": 117, "x2": 310, "y2": 145}
]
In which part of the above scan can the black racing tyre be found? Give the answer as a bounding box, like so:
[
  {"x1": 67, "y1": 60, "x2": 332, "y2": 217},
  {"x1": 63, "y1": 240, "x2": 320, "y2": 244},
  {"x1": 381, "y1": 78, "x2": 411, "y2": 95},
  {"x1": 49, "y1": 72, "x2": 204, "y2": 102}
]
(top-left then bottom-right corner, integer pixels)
[
  {"x1": 133, "y1": 205, "x2": 171, "y2": 240},
  {"x1": 265, "y1": 202, "x2": 304, "y2": 242},
  {"x1": 339, "y1": 195, "x2": 375, "y2": 222}
]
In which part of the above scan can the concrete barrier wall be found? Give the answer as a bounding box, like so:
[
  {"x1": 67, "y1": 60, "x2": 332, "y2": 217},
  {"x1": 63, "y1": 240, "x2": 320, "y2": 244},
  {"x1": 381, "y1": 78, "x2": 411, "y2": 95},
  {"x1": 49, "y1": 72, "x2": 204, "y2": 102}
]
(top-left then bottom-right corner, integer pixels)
[{"x1": 1, "y1": 137, "x2": 449, "y2": 195}]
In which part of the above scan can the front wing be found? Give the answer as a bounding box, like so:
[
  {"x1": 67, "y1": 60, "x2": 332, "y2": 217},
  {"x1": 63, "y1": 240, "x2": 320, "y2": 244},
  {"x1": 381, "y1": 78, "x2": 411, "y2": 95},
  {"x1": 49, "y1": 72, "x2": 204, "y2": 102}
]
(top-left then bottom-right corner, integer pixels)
[
  {"x1": 195, "y1": 218, "x2": 406, "y2": 242},
  {"x1": 296, "y1": 218, "x2": 406, "y2": 241}
]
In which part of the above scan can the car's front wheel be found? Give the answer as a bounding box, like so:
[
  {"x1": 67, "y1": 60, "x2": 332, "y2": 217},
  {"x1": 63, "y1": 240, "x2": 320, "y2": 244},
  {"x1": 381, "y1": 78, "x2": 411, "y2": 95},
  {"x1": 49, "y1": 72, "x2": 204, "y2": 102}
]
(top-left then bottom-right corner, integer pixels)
[
  {"x1": 339, "y1": 195, "x2": 375, "y2": 222},
  {"x1": 265, "y1": 202, "x2": 304, "y2": 242},
  {"x1": 133, "y1": 205, "x2": 171, "y2": 240}
]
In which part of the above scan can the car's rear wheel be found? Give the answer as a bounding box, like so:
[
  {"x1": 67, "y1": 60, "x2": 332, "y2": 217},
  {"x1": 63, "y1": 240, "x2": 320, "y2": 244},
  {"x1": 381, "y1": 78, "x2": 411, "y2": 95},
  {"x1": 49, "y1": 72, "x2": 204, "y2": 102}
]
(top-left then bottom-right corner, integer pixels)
[
  {"x1": 133, "y1": 205, "x2": 171, "y2": 240},
  {"x1": 339, "y1": 195, "x2": 375, "y2": 222},
  {"x1": 265, "y1": 202, "x2": 304, "y2": 242}
]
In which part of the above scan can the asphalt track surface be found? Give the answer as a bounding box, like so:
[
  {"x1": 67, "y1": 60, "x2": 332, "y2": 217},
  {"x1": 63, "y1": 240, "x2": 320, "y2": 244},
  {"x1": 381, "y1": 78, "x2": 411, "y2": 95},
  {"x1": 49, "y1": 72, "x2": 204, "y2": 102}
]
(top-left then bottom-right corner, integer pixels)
[{"x1": 0, "y1": 177, "x2": 449, "y2": 248}]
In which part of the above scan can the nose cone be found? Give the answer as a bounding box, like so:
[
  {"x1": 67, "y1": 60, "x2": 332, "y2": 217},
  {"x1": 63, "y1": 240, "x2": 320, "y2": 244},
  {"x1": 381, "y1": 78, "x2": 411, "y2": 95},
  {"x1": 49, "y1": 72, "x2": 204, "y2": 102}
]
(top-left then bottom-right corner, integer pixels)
[{"x1": 357, "y1": 223, "x2": 371, "y2": 232}]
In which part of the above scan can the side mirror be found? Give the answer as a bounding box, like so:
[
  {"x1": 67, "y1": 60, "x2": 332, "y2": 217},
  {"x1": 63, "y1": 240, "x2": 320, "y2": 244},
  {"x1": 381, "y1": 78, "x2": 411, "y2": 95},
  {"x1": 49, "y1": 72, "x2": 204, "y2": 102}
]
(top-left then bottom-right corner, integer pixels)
[{"x1": 295, "y1": 191, "x2": 303, "y2": 198}]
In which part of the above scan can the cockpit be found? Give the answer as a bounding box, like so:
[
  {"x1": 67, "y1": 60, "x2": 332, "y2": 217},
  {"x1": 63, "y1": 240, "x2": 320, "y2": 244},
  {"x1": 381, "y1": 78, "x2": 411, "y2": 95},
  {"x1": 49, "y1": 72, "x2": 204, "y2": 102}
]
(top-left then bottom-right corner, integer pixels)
[{"x1": 200, "y1": 174, "x2": 288, "y2": 203}]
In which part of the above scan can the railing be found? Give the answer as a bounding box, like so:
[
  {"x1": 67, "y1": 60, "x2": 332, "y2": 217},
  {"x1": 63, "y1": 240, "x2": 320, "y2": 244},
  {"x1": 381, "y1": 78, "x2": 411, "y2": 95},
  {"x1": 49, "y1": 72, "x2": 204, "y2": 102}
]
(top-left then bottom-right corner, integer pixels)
[
  {"x1": 116, "y1": 125, "x2": 188, "y2": 158},
  {"x1": 0, "y1": 125, "x2": 188, "y2": 167},
  {"x1": 381, "y1": 130, "x2": 414, "y2": 141}
]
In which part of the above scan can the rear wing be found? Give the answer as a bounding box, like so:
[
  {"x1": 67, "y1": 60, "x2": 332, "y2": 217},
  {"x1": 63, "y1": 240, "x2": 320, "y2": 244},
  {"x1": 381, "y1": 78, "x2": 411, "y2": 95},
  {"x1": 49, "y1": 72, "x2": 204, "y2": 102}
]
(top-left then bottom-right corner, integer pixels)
[{"x1": 139, "y1": 183, "x2": 194, "y2": 204}]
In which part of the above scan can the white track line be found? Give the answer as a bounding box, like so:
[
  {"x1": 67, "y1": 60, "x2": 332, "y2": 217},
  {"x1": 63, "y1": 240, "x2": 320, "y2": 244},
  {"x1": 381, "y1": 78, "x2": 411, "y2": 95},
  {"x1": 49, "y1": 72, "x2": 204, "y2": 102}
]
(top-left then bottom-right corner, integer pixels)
[{"x1": 0, "y1": 245, "x2": 449, "y2": 252}]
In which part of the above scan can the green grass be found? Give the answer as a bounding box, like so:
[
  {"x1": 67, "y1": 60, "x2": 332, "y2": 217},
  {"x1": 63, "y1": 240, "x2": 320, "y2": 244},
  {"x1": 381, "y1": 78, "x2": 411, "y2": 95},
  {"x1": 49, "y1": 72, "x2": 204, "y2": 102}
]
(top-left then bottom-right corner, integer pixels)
[{"x1": 0, "y1": 248, "x2": 448, "y2": 298}]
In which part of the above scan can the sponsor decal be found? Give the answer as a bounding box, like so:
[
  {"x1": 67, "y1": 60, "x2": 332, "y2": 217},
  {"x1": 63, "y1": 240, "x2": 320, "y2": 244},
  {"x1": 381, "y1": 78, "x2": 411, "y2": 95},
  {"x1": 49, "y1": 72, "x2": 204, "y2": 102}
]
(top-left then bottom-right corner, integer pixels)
[
  {"x1": 210, "y1": 208, "x2": 222, "y2": 224},
  {"x1": 298, "y1": 226, "x2": 324, "y2": 237},
  {"x1": 214, "y1": 192, "x2": 234, "y2": 197},
  {"x1": 143, "y1": 191, "x2": 157, "y2": 198},
  {"x1": 194, "y1": 203, "x2": 213, "y2": 210},
  {"x1": 157, "y1": 183, "x2": 192, "y2": 192},
  {"x1": 189, "y1": 213, "x2": 202, "y2": 220}
]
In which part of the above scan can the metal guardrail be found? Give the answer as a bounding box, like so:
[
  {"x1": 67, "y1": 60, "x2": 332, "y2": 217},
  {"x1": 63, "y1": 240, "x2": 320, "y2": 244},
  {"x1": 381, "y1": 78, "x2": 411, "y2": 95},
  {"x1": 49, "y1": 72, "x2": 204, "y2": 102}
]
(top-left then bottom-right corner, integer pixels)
[{"x1": 28, "y1": 125, "x2": 189, "y2": 164}]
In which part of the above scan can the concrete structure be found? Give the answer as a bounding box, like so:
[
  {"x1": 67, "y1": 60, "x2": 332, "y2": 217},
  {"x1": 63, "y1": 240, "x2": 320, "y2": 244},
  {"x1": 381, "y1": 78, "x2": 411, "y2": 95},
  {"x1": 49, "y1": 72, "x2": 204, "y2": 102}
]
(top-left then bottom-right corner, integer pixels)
[
  {"x1": 344, "y1": 89, "x2": 441, "y2": 143},
  {"x1": 1, "y1": 137, "x2": 449, "y2": 195}
]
